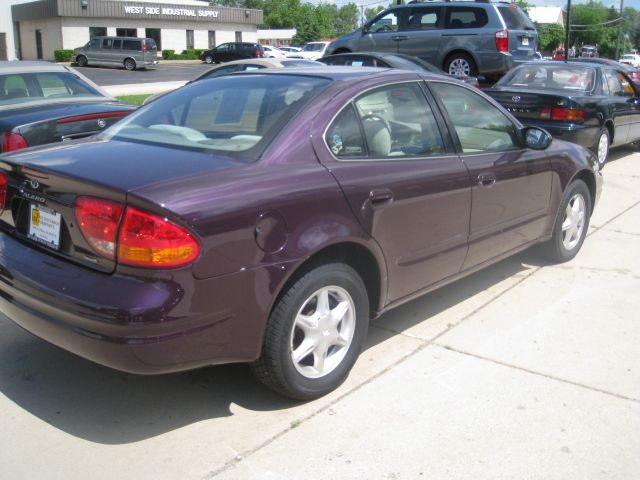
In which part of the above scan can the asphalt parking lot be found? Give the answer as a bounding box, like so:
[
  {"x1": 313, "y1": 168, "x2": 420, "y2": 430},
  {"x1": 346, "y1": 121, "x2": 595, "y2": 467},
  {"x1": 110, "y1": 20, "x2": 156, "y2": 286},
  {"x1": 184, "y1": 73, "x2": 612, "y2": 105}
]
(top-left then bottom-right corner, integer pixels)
[
  {"x1": 72, "y1": 61, "x2": 209, "y2": 86},
  {"x1": 0, "y1": 147, "x2": 638, "y2": 479}
]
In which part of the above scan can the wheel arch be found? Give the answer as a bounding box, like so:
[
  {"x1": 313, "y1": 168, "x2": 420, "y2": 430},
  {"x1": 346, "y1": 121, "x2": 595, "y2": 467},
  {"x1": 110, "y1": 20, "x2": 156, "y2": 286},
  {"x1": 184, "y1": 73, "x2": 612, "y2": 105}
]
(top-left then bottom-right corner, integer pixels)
[
  {"x1": 274, "y1": 241, "x2": 384, "y2": 322},
  {"x1": 572, "y1": 169, "x2": 597, "y2": 214},
  {"x1": 603, "y1": 120, "x2": 614, "y2": 143},
  {"x1": 123, "y1": 57, "x2": 136, "y2": 69}
]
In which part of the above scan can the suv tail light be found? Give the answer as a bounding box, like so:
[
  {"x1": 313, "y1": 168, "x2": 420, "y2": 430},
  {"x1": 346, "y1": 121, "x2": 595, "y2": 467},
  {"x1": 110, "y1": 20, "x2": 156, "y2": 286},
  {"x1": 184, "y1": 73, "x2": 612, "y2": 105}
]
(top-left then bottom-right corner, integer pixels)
[
  {"x1": 541, "y1": 106, "x2": 585, "y2": 123},
  {"x1": 75, "y1": 197, "x2": 124, "y2": 259},
  {"x1": 0, "y1": 172, "x2": 7, "y2": 215},
  {"x1": 1, "y1": 131, "x2": 28, "y2": 153},
  {"x1": 256, "y1": 49, "x2": 262, "y2": 58},
  {"x1": 495, "y1": 30, "x2": 508, "y2": 52},
  {"x1": 142, "y1": 42, "x2": 147, "y2": 52},
  {"x1": 75, "y1": 197, "x2": 199, "y2": 267}
]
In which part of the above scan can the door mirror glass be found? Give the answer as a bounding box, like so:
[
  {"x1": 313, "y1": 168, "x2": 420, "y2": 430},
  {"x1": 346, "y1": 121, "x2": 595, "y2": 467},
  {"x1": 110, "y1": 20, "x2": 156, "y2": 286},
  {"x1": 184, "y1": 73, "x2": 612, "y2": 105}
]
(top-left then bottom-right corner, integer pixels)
[{"x1": 524, "y1": 127, "x2": 551, "y2": 150}]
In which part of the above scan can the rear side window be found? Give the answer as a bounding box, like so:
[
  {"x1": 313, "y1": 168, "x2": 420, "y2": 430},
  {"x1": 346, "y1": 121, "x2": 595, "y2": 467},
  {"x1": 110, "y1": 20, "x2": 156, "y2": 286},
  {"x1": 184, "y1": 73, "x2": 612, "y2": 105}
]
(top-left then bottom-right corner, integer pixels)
[
  {"x1": 497, "y1": 5, "x2": 534, "y2": 30},
  {"x1": 446, "y1": 7, "x2": 488, "y2": 29},
  {"x1": 0, "y1": 72, "x2": 103, "y2": 106},
  {"x1": 122, "y1": 40, "x2": 140, "y2": 50}
]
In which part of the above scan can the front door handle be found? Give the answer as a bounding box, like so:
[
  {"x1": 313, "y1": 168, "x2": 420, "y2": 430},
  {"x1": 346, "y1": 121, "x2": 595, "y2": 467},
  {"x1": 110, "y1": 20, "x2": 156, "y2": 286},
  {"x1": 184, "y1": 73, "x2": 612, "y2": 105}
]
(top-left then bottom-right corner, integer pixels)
[
  {"x1": 478, "y1": 173, "x2": 496, "y2": 188},
  {"x1": 391, "y1": 35, "x2": 408, "y2": 42},
  {"x1": 368, "y1": 188, "x2": 394, "y2": 206}
]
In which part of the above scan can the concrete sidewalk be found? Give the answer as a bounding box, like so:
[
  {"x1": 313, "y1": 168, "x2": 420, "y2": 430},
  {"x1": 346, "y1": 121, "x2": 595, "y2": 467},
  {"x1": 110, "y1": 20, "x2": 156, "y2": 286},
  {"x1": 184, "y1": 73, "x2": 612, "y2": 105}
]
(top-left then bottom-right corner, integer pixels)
[
  {"x1": 0, "y1": 150, "x2": 638, "y2": 480},
  {"x1": 103, "y1": 80, "x2": 185, "y2": 96}
]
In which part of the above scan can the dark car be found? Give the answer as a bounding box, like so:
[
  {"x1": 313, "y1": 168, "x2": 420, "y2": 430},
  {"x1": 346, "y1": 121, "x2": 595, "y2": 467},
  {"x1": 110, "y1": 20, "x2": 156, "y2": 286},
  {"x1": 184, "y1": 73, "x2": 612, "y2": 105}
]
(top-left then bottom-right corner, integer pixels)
[
  {"x1": 485, "y1": 61, "x2": 640, "y2": 167},
  {"x1": 325, "y1": 0, "x2": 537, "y2": 78},
  {"x1": 0, "y1": 68, "x2": 601, "y2": 400},
  {"x1": 569, "y1": 57, "x2": 640, "y2": 88},
  {"x1": 0, "y1": 61, "x2": 135, "y2": 153},
  {"x1": 319, "y1": 51, "x2": 480, "y2": 87},
  {"x1": 199, "y1": 42, "x2": 264, "y2": 64}
]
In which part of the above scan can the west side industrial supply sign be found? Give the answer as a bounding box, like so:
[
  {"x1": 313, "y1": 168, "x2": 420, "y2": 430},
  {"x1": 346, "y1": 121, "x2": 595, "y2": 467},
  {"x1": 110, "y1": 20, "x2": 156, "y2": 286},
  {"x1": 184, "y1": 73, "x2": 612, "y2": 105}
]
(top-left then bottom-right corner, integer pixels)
[{"x1": 123, "y1": 5, "x2": 219, "y2": 17}]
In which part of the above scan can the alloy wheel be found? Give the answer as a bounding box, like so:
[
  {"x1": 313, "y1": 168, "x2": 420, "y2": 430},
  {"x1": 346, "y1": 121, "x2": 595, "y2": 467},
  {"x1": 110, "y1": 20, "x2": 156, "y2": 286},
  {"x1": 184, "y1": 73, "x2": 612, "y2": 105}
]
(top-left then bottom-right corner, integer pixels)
[
  {"x1": 289, "y1": 285, "x2": 356, "y2": 379},
  {"x1": 597, "y1": 131, "x2": 609, "y2": 167},
  {"x1": 561, "y1": 192, "x2": 586, "y2": 251},
  {"x1": 448, "y1": 58, "x2": 471, "y2": 76}
]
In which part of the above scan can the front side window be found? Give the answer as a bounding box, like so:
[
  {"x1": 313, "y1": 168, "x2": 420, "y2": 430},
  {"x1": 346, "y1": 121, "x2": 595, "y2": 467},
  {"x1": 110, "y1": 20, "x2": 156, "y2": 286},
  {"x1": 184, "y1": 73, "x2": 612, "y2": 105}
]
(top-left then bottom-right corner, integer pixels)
[
  {"x1": 106, "y1": 75, "x2": 331, "y2": 160},
  {"x1": 89, "y1": 38, "x2": 101, "y2": 48},
  {"x1": 326, "y1": 83, "x2": 445, "y2": 159},
  {"x1": 368, "y1": 10, "x2": 402, "y2": 33},
  {"x1": 406, "y1": 7, "x2": 442, "y2": 31},
  {"x1": 434, "y1": 82, "x2": 519, "y2": 153}
]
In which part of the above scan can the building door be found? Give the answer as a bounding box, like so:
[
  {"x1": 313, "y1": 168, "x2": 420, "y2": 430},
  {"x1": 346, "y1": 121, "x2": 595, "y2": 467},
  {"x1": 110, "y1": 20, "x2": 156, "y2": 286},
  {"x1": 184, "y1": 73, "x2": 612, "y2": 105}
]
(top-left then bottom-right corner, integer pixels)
[
  {"x1": 186, "y1": 30, "x2": 194, "y2": 50},
  {"x1": 0, "y1": 33, "x2": 7, "y2": 61},
  {"x1": 146, "y1": 28, "x2": 161, "y2": 50},
  {"x1": 35, "y1": 30, "x2": 42, "y2": 59},
  {"x1": 235, "y1": 31, "x2": 242, "y2": 42},
  {"x1": 208, "y1": 30, "x2": 216, "y2": 48}
]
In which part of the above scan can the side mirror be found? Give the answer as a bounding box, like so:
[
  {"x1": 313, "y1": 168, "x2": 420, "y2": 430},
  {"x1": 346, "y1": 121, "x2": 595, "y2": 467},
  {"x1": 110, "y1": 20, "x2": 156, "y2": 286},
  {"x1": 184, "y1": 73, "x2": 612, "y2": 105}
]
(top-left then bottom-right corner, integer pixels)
[{"x1": 524, "y1": 127, "x2": 552, "y2": 150}]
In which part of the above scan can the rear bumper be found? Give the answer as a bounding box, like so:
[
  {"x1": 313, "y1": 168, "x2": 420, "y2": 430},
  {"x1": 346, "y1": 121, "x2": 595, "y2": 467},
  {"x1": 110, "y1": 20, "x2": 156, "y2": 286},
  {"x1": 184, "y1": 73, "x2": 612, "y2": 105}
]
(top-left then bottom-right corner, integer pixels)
[
  {"x1": 0, "y1": 233, "x2": 285, "y2": 374},
  {"x1": 475, "y1": 52, "x2": 535, "y2": 77}
]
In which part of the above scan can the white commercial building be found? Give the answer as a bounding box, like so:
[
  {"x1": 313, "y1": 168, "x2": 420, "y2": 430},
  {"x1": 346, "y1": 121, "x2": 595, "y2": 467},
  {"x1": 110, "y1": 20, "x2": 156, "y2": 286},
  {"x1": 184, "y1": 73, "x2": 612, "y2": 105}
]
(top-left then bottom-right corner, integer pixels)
[{"x1": 8, "y1": 0, "x2": 263, "y2": 61}]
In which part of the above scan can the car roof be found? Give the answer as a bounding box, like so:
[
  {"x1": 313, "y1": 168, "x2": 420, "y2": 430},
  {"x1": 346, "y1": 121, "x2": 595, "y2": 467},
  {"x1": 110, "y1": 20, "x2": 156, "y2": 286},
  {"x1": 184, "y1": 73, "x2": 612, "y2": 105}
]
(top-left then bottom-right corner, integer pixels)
[
  {"x1": 0, "y1": 60, "x2": 68, "y2": 74},
  {"x1": 228, "y1": 66, "x2": 449, "y2": 83}
]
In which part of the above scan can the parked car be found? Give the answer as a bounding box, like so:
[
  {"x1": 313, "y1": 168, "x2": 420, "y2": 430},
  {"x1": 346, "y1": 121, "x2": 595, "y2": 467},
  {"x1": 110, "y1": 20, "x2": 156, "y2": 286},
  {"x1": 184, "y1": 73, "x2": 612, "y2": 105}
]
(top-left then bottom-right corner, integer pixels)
[
  {"x1": 618, "y1": 53, "x2": 640, "y2": 68},
  {"x1": 325, "y1": 0, "x2": 537, "y2": 78},
  {"x1": 286, "y1": 41, "x2": 331, "y2": 60},
  {"x1": 73, "y1": 36, "x2": 158, "y2": 71},
  {"x1": 262, "y1": 45, "x2": 287, "y2": 59},
  {"x1": 199, "y1": 42, "x2": 264, "y2": 64},
  {"x1": 143, "y1": 58, "x2": 323, "y2": 104},
  {"x1": 580, "y1": 45, "x2": 598, "y2": 58},
  {"x1": 0, "y1": 61, "x2": 135, "y2": 153},
  {"x1": 485, "y1": 60, "x2": 640, "y2": 167},
  {"x1": 319, "y1": 51, "x2": 480, "y2": 87},
  {"x1": 278, "y1": 46, "x2": 301, "y2": 53},
  {"x1": 0, "y1": 68, "x2": 601, "y2": 400},
  {"x1": 568, "y1": 57, "x2": 640, "y2": 89}
]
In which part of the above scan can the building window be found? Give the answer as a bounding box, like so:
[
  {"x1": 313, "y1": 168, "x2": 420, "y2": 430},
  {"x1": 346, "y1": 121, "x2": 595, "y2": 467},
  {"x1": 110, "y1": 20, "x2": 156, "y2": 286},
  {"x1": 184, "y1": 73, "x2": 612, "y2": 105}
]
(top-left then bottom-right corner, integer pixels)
[
  {"x1": 35, "y1": 30, "x2": 43, "y2": 59},
  {"x1": 116, "y1": 28, "x2": 137, "y2": 38},
  {"x1": 208, "y1": 30, "x2": 216, "y2": 49},
  {"x1": 89, "y1": 27, "x2": 107, "y2": 39},
  {"x1": 186, "y1": 30, "x2": 194, "y2": 50},
  {"x1": 145, "y1": 28, "x2": 161, "y2": 50},
  {"x1": 235, "y1": 31, "x2": 242, "y2": 42}
]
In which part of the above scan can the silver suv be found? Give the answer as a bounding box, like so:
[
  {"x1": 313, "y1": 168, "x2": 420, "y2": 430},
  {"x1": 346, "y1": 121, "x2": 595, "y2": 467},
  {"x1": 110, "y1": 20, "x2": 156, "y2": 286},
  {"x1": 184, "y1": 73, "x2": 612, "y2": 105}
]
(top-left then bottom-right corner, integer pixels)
[
  {"x1": 325, "y1": 0, "x2": 537, "y2": 79},
  {"x1": 73, "y1": 36, "x2": 158, "y2": 71}
]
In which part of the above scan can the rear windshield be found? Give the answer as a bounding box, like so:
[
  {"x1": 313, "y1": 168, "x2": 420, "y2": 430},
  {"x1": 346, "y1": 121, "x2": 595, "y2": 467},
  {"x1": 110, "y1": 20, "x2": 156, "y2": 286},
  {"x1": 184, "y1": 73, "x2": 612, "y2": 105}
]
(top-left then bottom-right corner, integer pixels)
[
  {"x1": 0, "y1": 71, "x2": 104, "y2": 106},
  {"x1": 498, "y1": 64, "x2": 595, "y2": 91},
  {"x1": 303, "y1": 43, "x2": 326, "y2": 52},
  {"x1": 106, "y1": 74, "x2": 331, "y2": 160},
  {"x1": 497, "y1": 5, "x2": 535, "y2": 30}
]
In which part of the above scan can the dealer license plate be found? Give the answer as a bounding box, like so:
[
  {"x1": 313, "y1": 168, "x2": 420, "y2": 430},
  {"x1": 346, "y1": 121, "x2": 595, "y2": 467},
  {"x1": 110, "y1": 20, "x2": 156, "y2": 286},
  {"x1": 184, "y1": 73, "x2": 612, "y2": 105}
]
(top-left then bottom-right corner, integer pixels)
[
  {"x1": 28, "y1": 204, "x2": 61, "y2": 250},
  {"x1": 522, "y1": 37, "x2": 529, "y2": 46}
]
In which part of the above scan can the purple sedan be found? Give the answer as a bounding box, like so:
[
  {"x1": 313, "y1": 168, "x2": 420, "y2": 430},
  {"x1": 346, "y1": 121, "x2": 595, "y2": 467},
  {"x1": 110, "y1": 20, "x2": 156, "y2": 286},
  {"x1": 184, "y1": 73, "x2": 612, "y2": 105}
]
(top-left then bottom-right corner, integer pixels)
[{"x1": 0, "y1": 68, "x2": 602, "y2": 400}]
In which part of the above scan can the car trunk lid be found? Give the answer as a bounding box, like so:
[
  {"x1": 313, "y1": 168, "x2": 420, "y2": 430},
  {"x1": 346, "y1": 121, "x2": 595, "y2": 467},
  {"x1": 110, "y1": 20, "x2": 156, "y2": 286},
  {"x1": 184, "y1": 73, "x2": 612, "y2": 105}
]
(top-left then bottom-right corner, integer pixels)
[{"x1": 485, "y1": 88, "x2": 583, "y2": 122}]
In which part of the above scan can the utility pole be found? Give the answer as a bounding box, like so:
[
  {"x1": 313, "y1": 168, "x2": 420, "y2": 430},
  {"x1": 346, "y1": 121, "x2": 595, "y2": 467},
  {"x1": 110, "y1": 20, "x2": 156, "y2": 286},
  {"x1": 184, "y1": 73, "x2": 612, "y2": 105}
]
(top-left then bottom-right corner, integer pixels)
[
  {"x1": 616, "y1": 0, "x2": 625, "y2": 59},
  {"x1": 564, "y1": 0, "x2": 572, "y2": 61}
]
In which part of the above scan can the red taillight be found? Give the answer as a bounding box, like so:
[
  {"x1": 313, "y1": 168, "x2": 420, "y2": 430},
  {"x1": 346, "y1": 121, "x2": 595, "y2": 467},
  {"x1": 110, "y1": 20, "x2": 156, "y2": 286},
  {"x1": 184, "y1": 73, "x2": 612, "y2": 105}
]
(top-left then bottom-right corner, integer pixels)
[
  {"x1": 0, "y1": 172, "x2": 7, "y2": 215},
  {"x1": 75, "y1": 197, "x2": 199, "y2": 267},
  {"x1": 57, "y1": 111, "x2": 130, "y2": 125},
  {"x1": 142, "y1": 42, "x2": 147, "y2": 52},
  {"x1": 1, "y1": 131, "x2": 28, "y2": 152},
  {"x1": 117, "y1": 207, "x2": 199, "y2": 268},
  {"x1": 256, "y1": 49, "x2": 262, "y2": 58},
  {"x1": 541, "y1": 106, "x2": 585, "y2": 123},
  {"x1": 75, "y1": 197, "x2": 124, "y2": 259},
  {"x1": 495, "y1": 30, "x2": 508, "y2": 52}
]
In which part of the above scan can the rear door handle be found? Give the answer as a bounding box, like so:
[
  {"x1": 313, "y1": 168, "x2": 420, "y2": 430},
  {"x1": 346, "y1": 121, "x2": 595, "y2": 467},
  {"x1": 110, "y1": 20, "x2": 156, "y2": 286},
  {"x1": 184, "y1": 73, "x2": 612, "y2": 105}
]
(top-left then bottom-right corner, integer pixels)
[
  {"x1": 478, "y1": 173, "x2": 496, "y2": 188},
  {"x1": 368, "y1": 188, "x2": 394, "y2": 205}
]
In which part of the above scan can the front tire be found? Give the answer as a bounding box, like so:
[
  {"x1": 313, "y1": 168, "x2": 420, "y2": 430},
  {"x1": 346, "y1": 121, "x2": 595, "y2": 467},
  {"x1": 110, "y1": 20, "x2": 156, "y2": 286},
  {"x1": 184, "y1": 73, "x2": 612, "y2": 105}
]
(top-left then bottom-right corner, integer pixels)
[
  {"x1": 76, "y1": 55, "x2": 87, "y2": 67},
  {"x1": 445, "y1": 53, "x2": 477, "y2": 77},
  {"x1": 251, "y1": 263, "x2": 369, "y2": 400},
  {"x1": 542, "y1": 180, "x2": 591, "y2": 263},
  {"x1": 204, "y1": 55, "x2": 213, "y2": 64}
]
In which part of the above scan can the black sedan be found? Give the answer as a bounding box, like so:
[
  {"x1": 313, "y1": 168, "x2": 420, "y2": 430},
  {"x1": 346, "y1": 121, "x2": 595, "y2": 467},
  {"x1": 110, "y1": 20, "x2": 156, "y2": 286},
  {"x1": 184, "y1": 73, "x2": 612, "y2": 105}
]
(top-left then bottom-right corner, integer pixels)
[
  {"x1": 485, "y1": 61, "x2": 640, "y2": 167},
  {"x1": 318, "y1": 52, "x2": 480, "y2": 88},
  {"x1": 0, "y1": 61, "x2": 135, "y2": 153}
]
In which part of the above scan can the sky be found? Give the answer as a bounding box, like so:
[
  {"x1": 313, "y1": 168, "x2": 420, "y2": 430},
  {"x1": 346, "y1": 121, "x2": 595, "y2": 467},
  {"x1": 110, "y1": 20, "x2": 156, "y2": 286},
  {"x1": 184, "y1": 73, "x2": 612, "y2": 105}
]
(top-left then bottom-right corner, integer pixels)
[{"x1": 310, "y1": 0, "x2": 640, "y2": 10}]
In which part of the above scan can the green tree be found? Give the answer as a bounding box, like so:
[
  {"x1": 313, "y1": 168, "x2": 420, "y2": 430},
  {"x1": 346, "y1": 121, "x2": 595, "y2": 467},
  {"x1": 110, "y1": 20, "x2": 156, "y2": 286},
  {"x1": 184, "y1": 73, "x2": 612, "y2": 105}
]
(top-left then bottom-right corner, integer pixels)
[
  {"x1": 335, "y1": 4, "x2": 359, "y2": 36},
  {"x1": 536, "y1": 22, "x2": 565, "y2": 53},
  {"x1": 365, "y1": 6, "x2": 385, "y2": 21}
]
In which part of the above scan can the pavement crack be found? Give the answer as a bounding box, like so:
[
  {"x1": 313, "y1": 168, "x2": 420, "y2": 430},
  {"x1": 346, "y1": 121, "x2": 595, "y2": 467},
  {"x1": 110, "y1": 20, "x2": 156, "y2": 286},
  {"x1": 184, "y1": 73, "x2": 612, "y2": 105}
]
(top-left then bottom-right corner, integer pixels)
[
  {"x1": 435, "y1": 344, "x2": 640, "y2": 404},
  {"x1": 587, "y1": 199, "x2": 640, "y2": 237}
]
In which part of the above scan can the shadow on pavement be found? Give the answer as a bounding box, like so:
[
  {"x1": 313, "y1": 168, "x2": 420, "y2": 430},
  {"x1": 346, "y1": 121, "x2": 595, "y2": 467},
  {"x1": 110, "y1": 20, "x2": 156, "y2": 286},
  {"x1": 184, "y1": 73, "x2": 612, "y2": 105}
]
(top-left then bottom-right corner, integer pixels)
[{"x1": 0, "y1": 248, "x2": 546, "y2": 445}]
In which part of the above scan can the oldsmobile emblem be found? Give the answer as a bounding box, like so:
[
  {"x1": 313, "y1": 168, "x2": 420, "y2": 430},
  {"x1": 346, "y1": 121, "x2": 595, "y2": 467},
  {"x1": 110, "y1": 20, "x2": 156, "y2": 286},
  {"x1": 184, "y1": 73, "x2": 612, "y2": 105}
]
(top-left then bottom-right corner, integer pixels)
[
  {"x1": 512, "y1": 96, "x2": 521, "y2": 102},
  {"x1": 29, "y1": 179, "x2": 40, "y2": 189},
  {"x1": 97, "y1": 119, "x2": 107, "y2": 128}
]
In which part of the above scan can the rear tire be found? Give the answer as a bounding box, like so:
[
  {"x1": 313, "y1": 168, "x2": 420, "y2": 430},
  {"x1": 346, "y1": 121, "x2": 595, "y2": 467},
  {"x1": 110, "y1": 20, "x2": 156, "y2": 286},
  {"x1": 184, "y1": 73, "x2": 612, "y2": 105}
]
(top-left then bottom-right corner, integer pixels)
[
  {"x1": 123, "y1": 58, "x2": 136, "y2": 71},
  {"x1": 76, "y1": 55, "x2": 87, "y2": 67},
  {"x1": 592, "y1": 127, "x2": 609, "y2": 168},
  {"x1": 250, "y1": 263, "x2": 369, "y2": 400},
  {"x1": 445, "y1": 53, "x2": 477, "y2": 77},
  {"x1": 542, "y1": 180, "x2": 591, "y2": 263}
]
